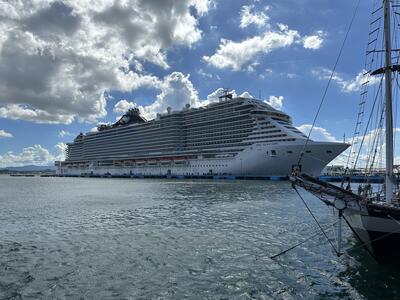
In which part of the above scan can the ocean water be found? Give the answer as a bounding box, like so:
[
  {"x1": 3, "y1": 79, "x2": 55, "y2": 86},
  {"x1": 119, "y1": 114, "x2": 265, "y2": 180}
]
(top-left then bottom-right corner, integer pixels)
[{"x1": 0, "y1": 175, "x2": 399, "y2": 299}]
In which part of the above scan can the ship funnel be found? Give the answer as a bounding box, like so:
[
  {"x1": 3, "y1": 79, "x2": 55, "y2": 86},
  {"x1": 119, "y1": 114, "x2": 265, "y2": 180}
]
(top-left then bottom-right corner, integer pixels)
[{"x1": 167, "y1": 107, "x2": 172, "y2": 114}]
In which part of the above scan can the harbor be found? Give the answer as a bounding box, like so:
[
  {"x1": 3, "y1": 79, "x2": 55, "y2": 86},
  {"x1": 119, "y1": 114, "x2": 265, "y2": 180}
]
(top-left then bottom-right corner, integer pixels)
[
  {"x1": 51, "y1": 173, "x2": 396, "y2": 184},
  {"x1": 2, "y1": 0, "x2": 400, "y2": 298},
  {"x1": 1, "y1": 175, "x2": 398, "y2": 299}
]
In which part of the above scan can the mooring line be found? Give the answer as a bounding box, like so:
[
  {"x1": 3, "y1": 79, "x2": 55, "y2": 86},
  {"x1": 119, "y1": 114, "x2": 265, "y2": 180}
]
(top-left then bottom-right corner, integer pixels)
[
  {"x1": 270, "y1": 221, "x2": 338, "y2": 259},
  {"x1": 293, "y1": 186, "x2": 339, "y2": 255}
]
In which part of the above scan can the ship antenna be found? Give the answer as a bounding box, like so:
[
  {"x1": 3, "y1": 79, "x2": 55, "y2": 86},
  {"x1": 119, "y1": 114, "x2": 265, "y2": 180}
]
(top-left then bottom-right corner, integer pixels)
[
  {"x1": 383, "y1": 0, "x2": 394, "y2": 204},
  {"x1": 219, "y1": 88, "x2": 233, "y2": 100}
]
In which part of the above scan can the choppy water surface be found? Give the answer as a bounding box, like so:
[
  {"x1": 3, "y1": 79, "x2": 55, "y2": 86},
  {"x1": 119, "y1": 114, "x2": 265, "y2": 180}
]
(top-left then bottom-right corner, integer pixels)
[{"x1": 0, "y1": 176, "x2": 399, "y2": 299}]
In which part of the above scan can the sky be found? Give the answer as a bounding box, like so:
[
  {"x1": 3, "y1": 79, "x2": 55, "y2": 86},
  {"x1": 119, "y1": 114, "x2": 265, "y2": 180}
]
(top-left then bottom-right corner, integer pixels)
[{"x1": 0, "y1": 0, "x2": 389, "y2": 167}]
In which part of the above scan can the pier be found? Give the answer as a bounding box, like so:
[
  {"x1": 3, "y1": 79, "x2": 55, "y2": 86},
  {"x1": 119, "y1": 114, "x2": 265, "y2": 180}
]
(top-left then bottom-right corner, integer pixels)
[{"x1": 55, "y1": 173, "x2": 290, "y2": 181}]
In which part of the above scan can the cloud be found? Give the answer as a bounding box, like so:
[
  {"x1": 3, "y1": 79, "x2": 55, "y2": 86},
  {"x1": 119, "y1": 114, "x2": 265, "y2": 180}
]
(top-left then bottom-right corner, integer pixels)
[
  {"x1": 58, "y1": 130, "x2": 73, "y2": 138},
  {"x1": 301, "y1": 127, "x2": 400, "y2": 168},
  {"x1": 204, "y1": 88, "x2": 237, "y2": 103},
  {"x1": 0, "y1": 143, "x2": 66, "y2": 167},
  {"x1": 0, "y1": 0, "x2": 212, "y2": 124},
  {"x1": 197, "y1": 68, "x2": 213, "y2": 79},
  {"x1": 239, "y1": 92, "x2": 254, "y2": 98},
  {"x1": 264, "y1": 96, "x2": 284, "y2": 110},
  {"x1": 302, "y1": 30, "x2": 325, "y2": 49},
  {"x1": 113, "y1": 100, "x2": 137, "y2": 114},
  {"x1": 205, "y1": 5, "x2": 326, "y2": 72},
  {"x1": 297, "y1": 124, "x2": 338, "y2": 142},
  {"x1": 340, "y1": 128, "x2": 400, "y2": 168},
  {"x1": 0, "y1": 130, "x2": 12, "y2": 138},
  {"x1": 113, "y1": 74, "x2": 273, "y2": 121},
  {"x1": 240, "y1": 5, "x2": 270, "y2": 29},
  {"x1": 0, "y1": 104, "x2": 75, "y2": 124},
  {"x1": 312, "y1": 68, "x2": 381, "y2": 93},
  {"x1": 134, "y1": 72, "x2": 200, "y2": 120},
  {"x1": 191, "y1": 0, "x2": 216, "y2": 16},
  {"x1": 203, "y1": 24, "x2": 300, "y2": 71}
]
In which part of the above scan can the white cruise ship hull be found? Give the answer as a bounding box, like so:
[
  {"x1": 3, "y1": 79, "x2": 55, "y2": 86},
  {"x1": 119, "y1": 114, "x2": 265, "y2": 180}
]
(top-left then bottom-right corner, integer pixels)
[{"x1": 57, "y1": 141, "x2": 347, "y2": 178}]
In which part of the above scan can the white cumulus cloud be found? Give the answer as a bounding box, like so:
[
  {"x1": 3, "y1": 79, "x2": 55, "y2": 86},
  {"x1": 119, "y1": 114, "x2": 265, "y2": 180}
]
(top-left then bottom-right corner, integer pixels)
[
  {"x1": 0, "y1": 0, "x2": 212, "y2": 124},
  {"x1": 113, "y1": 74, "x2": 278, "y2": 121},
  {"x1": 204, "y1": 88, "x2": 237, "y2": 103},
  {"x1": 0, "y1": 129, "x2": 12, "y2": 138},
  {"x1": 302, "y1": 30, "x2": 325, "y2": 49},
  {"x1": 58, "y1": 130, "x2": 73, "y2": 138},
  {"x1": 0, "y1": 143, "x2": 66, "y2": 167},
  {"x1": 0, "y1": 104, "x2": 75, "y2": 124},
  {"x1": 240, "y1": 5, "x2": 270, "y2": 29},
  {"x1": 264, "y1": 96, "x2": 284, "y2": 110},
  {"x1": 113, "y1": 100, "x2": 137, "y2": 114},
  {"x1": 203, "y1": 24, "x2": 300, "y2": 71},
  {"x1": 297, "y1": 124, "x2": 338, "y2": 142},
  {"x1": 312, "y1": 68, "x2": 381, "y2": 93},
  {"x1": 239, "y1": 91, "x2": 254, "y2": 98},
  {"x1": 205, "y1": 4, "x2": 326, "y2": 72},
  {"x1": 134, "y1": 72, "x2": 200, "y2": 120}
]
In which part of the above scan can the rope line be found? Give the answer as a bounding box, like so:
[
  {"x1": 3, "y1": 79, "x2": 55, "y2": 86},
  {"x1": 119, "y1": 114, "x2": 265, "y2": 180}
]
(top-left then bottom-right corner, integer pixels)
[
  {"x1": 270, "y1": 221, "x2": 338, "y2": 259},
  {"x1": 293, "y1": 186, "x2": 339, "y2": 255},
  {"x1": 351, "y1": 78, "x2": 384, "y2": 170}
]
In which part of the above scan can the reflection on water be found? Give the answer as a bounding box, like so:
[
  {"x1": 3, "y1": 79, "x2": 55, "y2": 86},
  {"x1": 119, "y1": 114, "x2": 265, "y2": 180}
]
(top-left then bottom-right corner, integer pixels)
[{"x1": 0, "y1": 175, "x2": 398, "y2": 299}]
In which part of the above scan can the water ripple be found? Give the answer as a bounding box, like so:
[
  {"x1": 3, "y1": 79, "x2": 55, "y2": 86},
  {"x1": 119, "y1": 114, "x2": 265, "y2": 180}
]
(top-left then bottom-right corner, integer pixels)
[{"x1": 0, "y1": 176, "x2": 397, "y2": 299}]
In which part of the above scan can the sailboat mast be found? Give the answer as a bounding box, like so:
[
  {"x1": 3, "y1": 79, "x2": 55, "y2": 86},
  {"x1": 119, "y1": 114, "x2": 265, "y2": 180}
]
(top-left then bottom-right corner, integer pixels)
[{"x1": 384, "y1": 0, "x2": 394, "y2": 204}]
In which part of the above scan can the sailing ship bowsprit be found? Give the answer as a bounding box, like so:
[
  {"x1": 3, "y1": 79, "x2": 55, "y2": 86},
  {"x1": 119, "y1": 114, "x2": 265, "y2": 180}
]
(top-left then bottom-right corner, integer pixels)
[{"x1": 291, "y1": 0, "x2": 400, "y2": 261}]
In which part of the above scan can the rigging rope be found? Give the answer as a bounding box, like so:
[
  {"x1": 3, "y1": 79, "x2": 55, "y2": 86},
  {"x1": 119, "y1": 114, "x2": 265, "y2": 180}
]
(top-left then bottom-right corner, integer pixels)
[
  {"x1": 361, "y1": 1, "x2": 400, "y2": 175},
  {"x1": 293, "y1": 186, "x2": 339, "y2": 255},
  {"x1": 345, "y1": 0, "x2": 383, "y2": 173},
  {"x1": 351, "y1": 78, "x2": 384, "y2": 170},
  {"x1": 270, "y1": 221, "x2": 338, "y2": 259},
  {"x1": 297, "y1": 0, "x2": 362, "y2": 165}
]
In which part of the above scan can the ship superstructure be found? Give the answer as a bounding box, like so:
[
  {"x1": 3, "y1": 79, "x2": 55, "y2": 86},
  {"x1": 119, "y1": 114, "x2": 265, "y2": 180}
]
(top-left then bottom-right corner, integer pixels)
[{"x1": 56, "y1": 94, "x2": 348, "y2": 177}]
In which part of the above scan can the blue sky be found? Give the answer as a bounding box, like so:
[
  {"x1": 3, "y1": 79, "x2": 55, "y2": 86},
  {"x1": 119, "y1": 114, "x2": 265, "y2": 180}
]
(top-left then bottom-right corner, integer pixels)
[{"x1": 0, "y1": 0, "x2": 384, "y2": 166}]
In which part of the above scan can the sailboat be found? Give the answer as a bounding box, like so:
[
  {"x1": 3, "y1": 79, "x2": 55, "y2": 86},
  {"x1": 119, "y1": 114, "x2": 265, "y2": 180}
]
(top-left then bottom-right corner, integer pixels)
[{"x1": 291, "y1": 0, "x2": 400, "y2": 261}]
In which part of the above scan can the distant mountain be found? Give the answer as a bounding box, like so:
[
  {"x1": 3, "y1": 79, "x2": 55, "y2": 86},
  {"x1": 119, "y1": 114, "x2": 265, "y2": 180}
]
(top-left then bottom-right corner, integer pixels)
[{"x1": 0, "y1": 165, "x2": 56, "y2": 172}]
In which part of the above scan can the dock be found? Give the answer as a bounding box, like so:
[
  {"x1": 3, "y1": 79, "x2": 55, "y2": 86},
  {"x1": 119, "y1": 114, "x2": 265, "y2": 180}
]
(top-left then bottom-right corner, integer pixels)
[
  {"x1": 12, "y1": 173, "x2": 390, "y2": 183},
  {"x1": 55, "y1": 174, "x2": 290, "y2": 181}
]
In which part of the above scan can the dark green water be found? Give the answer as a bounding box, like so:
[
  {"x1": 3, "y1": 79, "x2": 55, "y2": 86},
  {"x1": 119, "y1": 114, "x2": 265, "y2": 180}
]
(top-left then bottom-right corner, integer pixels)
[{"x1": 0, "y1": 175, "x2": 398, "y2": 299}]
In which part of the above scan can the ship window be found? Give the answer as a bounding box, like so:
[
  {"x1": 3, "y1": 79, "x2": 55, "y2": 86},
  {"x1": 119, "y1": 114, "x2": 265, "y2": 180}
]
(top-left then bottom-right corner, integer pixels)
[
  {"x1": 305, "y1": 150, "x2": 311, "y2": 153},
  {"x1": 326, "y1": 150, "x2": 332, "y2": 153},
  {"x1": 271, "y1": 150, "x2": 277, "y2": 156},
  {"x1": 287, "y1": 151, "x2": 293, "y2": 154}
]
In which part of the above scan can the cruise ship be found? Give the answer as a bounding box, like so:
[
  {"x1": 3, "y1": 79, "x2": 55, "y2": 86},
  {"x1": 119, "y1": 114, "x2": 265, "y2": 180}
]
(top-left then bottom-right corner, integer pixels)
[{"x1": 56, "y1": 92, "x2": 348, "y2": 177}]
